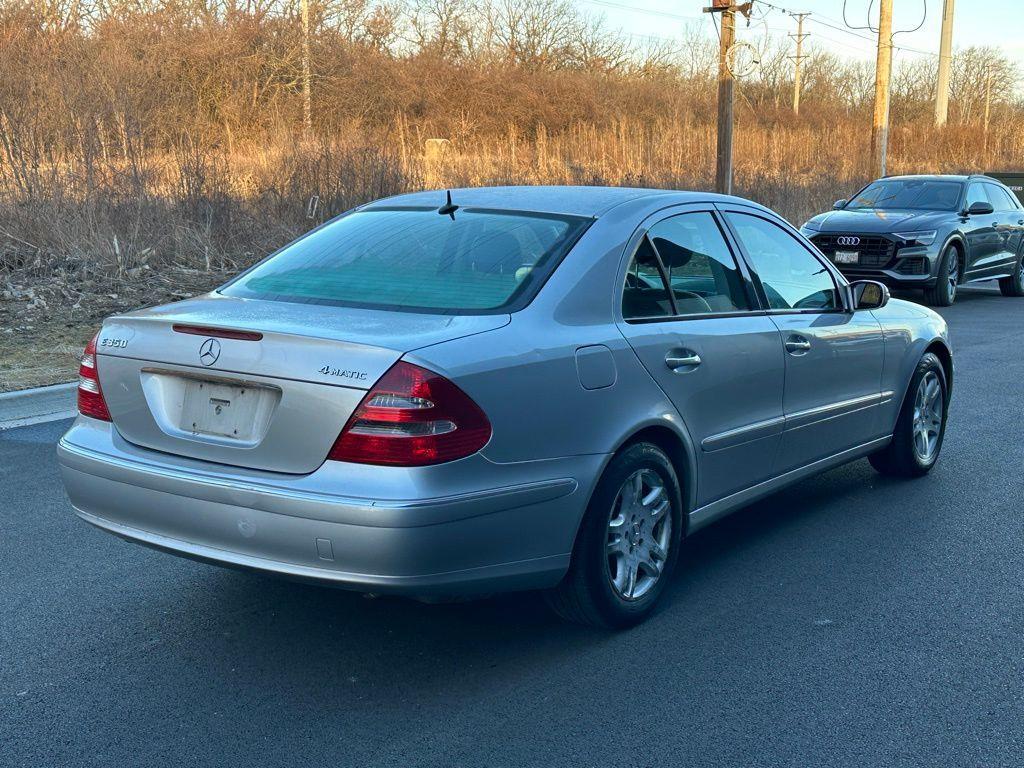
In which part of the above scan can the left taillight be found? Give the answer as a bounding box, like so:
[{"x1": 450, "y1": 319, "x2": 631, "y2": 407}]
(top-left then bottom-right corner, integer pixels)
[{"x1": 78, "y1": 332, "x2": 111, "y2": 421}]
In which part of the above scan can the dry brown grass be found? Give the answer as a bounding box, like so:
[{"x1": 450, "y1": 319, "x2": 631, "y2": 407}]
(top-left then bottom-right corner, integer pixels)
[{"x1": 3, "y1": 117, "x2": 1023, "y2": 392}]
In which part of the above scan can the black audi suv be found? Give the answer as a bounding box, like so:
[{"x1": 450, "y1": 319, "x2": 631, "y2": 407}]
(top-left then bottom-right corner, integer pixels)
[{"x1": 800, "y1": 174, "x2": 1024, "y2": 306}]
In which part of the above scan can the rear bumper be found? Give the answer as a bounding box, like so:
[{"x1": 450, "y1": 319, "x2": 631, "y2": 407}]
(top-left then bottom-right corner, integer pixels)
[{"x1": 57, "y1": 419, "x2": 599, "y2": 596}]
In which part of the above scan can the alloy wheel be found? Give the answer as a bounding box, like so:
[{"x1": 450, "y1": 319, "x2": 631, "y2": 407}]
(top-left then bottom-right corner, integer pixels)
[
  {"x1": 912, "y1": 371, "x2": 943, "y2": 463},
  {"x1": 606, "y1": 469, "x2": 672, "y2": 601}
]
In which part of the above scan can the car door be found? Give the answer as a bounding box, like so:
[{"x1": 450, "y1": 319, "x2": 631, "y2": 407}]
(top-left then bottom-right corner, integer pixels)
[
  {"x1": 985, "y1": 183, "x2": 1024, "y2": 268},
  {"x1": 962, "y1": 182, "x2": 1002, "y2": 277},
  {"x1": 614, "y1": 207, "x2": 786, "y2": 508},
  {"x1": 720, "y1": 207, "x2": 886, "y2": 475}
]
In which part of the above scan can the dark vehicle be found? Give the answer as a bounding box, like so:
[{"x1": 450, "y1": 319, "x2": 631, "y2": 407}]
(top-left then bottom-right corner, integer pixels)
[{"x1": 800, "y1": 174, "x2": 1024, "y2": 306}]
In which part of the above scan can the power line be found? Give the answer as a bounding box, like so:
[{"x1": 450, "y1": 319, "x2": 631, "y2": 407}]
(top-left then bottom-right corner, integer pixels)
[
  {"x1": 893, "y1": 0, "x2": 928, "y2": 35},
  {"x1": 578, "y1": 0, "x2": 704, "y2": 23},
  {"x1": 577, "y1": 0, "x2": 939, "y2": 60},
  {"x1": 753, "y1": 0, "x2": 941, "y2": 58}
]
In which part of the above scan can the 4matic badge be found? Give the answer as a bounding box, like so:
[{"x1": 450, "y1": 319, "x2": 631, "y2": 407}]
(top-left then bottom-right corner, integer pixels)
[{"x1": 318, "y1": 365, "x2": 368, "y2": 382}]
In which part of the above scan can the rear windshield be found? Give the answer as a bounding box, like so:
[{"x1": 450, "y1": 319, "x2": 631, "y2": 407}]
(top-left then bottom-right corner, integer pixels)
[
  {"x1": 221, "y1": 207, "x2": 591, "y2": 314},
  {"x1": 846, "y1": 179, "x2": 963, "y2": 211}
]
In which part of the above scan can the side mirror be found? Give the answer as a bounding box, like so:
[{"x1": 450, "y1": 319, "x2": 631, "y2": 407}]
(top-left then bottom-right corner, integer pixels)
[
  {"x1": 833, "y1": 199, "x2": 848, "y2": 210},
  {"x1": 966, "y1": 201, "x2": 994, "y2": 216},
  {"x1": 850, "y1": 280, "x2": 890, "y2": 311}
]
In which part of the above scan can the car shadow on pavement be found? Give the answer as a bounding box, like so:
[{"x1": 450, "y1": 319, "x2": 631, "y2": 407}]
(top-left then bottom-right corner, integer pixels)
[{"x1": 127, "y1": 457, "x2": 911, "y2": 694}]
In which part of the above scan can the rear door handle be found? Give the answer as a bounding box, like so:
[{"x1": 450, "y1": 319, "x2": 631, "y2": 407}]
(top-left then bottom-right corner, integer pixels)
[
  {"x1": 665, "y1": 351, "x2": 702, "y2": 371},
  {"x1": 785, "y1": 335, "x2": 811, "y2": 354}
]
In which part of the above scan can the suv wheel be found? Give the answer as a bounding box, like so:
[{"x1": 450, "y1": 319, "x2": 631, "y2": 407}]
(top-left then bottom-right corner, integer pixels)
[
  {"x1": 545, "y1": 442, "x2": 683, "y2": 628},
  {"x1": 869, "y1": 352, "x2": 948, "y2": 477},
  {"x1": 924, "y1": 245, "x2": 959, "y2": 306},
  {"x1": 998, "y1": 248, "x2": 1024, "y2": 297}
]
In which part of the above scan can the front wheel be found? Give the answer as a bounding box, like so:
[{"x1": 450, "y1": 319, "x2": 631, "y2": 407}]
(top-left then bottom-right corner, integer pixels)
[
  {"x1": 869, "y1": 352, "x2": 948, "y2": 478},
  {"x1": 923, "y1": 245, "x2": 959, "y2": 307},
  {"x1": 998, "y1": 249, "x2": 1024, "y2": 297},
  {"x1": 545, "y1": 442, "x2": 683, "y2": 628}
]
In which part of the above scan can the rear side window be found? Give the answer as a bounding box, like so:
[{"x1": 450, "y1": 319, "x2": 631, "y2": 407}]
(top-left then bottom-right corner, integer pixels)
[
  {"x1": 725, "y1": 213, "x2": 839, "y2": 311},
  {"x1": 985, "y1": 184, "x2": 1020, "y2": 211},
  {"x1": 622, "y1": 239, "x2": 674, "y2": 319},
  {"x1": 222, "y1": 208, "x2": 590, "y2": 313}
]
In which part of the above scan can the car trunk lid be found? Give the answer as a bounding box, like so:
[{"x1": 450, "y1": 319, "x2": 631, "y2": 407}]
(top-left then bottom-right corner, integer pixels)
[{"x1": 94, "y1": 293, "x2": 509, "y2": 473}]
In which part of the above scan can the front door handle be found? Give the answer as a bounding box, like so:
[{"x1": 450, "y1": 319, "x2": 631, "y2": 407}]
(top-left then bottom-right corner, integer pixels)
[
  {"x1": 785, "y1": 335, "x2": 812, "y2": 354},
  {"x1": 665, "y1": 351, "x2": 702, "y2": 371}
]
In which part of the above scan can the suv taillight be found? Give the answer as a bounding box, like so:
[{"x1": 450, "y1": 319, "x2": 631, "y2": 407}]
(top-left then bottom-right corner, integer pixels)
[
  {"x1": 328, "y1": 361, "x2": 491, "y2": 466},
  {"x1": 78, "y1": 333, "x2": 111, "y2": 421}
]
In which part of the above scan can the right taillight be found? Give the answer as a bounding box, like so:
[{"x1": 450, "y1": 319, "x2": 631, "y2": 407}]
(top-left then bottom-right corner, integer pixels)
[
  {"x1": 78, "y1": 332, "x2": 111, "y2": 421},
  {"x1": 328, "y1": 361, "x2": 491, "y2": 466}
]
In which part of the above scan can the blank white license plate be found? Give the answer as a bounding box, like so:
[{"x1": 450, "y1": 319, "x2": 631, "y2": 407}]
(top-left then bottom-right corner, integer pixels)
[
  {"x1": 181, "y1": 379, "x2": 262, "y2": 440},
  {"x1": 833, "y1": 250, "x2": 859, "y2": 264}
]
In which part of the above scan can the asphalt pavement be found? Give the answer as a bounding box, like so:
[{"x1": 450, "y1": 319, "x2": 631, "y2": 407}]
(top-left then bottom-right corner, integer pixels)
[{"x1": 2, "y1": 285, "x2": 1022, "y2": 768}]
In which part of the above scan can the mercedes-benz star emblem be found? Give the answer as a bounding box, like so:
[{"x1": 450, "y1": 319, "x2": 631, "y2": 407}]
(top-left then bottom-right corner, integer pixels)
[
  {"x1": 837, "y1": 236, "x2": 861, "y2": 246},
  {"x1": 199, "y1": 338, "x2": 221, "y2": 367}
]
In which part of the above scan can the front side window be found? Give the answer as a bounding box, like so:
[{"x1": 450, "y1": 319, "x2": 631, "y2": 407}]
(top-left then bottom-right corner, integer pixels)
[
  {"x1": 648, "y1": 212, "x2": 751, "y2": 314},
  {"x1": 847, "y1": 179, "x2": 963, "y2": 211},
  {"x1": 222, "y1": 208, "x2": 590, "y2": 313},
  {"x1": 725, "y1": 213, "x2": 840, "y2": 311},
  {"x1": 965, "y1": 183, "x2": 989, "y2": 210}
]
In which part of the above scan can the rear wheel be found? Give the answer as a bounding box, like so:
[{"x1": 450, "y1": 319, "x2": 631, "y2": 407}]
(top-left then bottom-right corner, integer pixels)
[
  {"x1": 998, "y1": 249, "x2": 1024, "y2": 297},
  {"x1": 923, "y1": 245, "x2": 959, "y2": 307},
  {"x1": 869, "y1": 352, "x2": 948, "y2": 478},
  {"x1": 545, "y1": 442, "x2": 683, "y2": 628}
]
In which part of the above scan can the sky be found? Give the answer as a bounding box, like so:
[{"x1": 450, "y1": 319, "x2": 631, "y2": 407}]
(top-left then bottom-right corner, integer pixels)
[{"x1": 573, "y1": 0, "x2": 1024, "y2": 69}]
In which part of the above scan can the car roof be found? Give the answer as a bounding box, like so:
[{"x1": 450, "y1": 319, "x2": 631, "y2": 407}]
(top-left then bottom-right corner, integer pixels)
[
  {"x1": 880, "y1": 174, "x2": 1006, "y2": 184},
  {"x1": 361, "y1": 185, "x2": 769, "y2": 218}
]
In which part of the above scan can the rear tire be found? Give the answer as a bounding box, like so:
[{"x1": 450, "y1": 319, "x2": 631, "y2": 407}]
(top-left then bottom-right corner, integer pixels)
[
  {"x1": 998, "y1": 249, "x2": 1024, "y2": 297},
  {"x1": 545, "y1": 442, "x2": 683, "y2": 629},
  {"x1": 923, "y1": 244, "x2": 960, "y2": 307},
  {"x1": 869, "y1": 352, "x2": 948, "y2": 478}
]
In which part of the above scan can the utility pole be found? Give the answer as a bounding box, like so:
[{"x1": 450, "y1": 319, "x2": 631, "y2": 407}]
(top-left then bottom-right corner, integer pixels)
[
  {"x1": 301, "y1": 0, "x2": 312, "y2": 137},
  {"x1": 704, "y1": 2, "x2": 750, "y2": 194},
  {"x1": 934, "y1": 0, "x2": 955, "y2": 126},
  {"x1": 870, "y1": 0, "x2": 894, "y2": 177},
  {"x1": 983, "y1": 62, "x2": 993, "y2": 155},
  {"x1": 789, "y1": 13, "x2": 810, "y2": 115},
  {"x1": 714, "y1": 3, "x2": 735, "y2": 194}
]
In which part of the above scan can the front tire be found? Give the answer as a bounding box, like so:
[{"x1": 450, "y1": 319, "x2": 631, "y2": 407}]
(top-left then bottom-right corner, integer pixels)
[
  {"x1": 923, "y1": 244, "x2": 960, "y2": 307},
  {"x1": 869, "y1": 352, "x2": 948, "y2": 478},
  {"x1": 998, "y1": 248, "x2": 1024, "y2": 297},
  {"x1": 545, "y1": 442, "x2": 683, "y2": 629}
]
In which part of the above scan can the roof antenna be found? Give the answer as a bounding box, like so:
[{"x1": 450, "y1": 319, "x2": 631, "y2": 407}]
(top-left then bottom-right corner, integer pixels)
[{"x1": 437, "y1": 189, "x2": 459, "y2": 220}]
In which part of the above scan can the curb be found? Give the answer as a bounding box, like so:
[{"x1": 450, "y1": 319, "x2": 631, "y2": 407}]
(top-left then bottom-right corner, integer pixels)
[{"x1": 0, "y1": 382, "x2": 78, "y2": 430}]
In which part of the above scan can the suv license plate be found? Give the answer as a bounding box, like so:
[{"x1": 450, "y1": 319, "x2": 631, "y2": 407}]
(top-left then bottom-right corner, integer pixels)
[{"x1": 833, "y1": 250, "x2": 859, "y2": 264}]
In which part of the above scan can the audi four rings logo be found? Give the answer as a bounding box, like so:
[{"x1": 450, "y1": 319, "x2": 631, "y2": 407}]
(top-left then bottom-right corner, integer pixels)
[
  {"x1": 199, "y1": 338, "x2": 221, "y2": 366},
  {"x1": 837, "y1": 236, "x2": 861, "y2": 246}
]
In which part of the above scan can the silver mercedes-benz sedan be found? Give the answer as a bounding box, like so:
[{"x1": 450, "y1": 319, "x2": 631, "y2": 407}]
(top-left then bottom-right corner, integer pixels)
[{"x1": 58, "y1": 186, "x2": 952, "y2": 627}]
